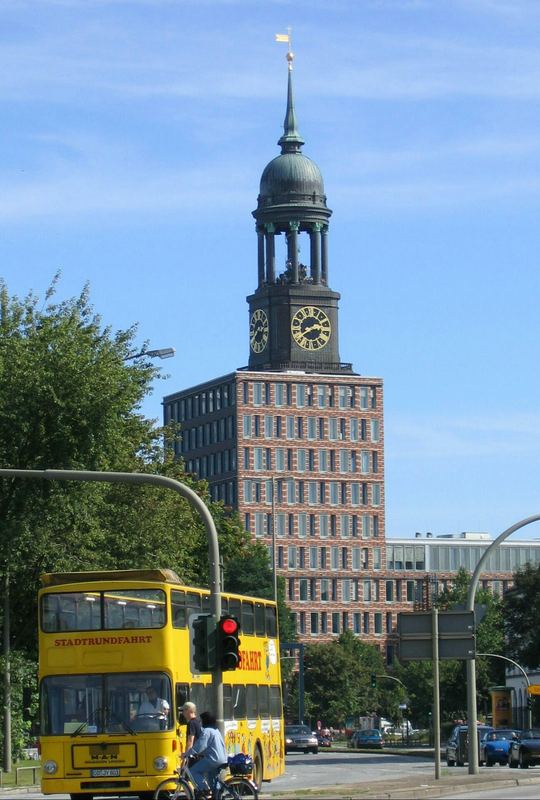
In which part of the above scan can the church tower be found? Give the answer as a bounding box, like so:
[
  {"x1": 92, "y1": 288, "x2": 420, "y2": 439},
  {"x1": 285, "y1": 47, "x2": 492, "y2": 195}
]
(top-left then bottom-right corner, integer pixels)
[
  {"x1": 164, "y1": 50, "x2": 392, "y2": 654},
  {"x1": 247, "y1": 51, "x2": 351, "y2": 374}
]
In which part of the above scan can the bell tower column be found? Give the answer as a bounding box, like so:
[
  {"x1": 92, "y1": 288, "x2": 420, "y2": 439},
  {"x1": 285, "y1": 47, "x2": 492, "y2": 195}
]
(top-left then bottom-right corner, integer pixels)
[
  {"x1": 321, "y1": 226, "x2": 329, "y2": 284},
  {"x1": 265, "y1": 223, "x2": 276, "y2": 283},
  {"x1": 257, "y1": 228, "x2": 265, "y2": 287},
  {"x1": 288, "y1": 221, "x2": 300, "y2": 283},
  {"x1": 310, "y1": 222, "x2": 322, "y2": 284}
]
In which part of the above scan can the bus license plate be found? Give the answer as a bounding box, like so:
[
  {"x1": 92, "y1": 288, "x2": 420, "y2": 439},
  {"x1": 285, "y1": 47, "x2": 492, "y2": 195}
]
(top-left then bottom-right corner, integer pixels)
[{"x1": 90, "y1": 768, "x2": 120, "y2": 777}]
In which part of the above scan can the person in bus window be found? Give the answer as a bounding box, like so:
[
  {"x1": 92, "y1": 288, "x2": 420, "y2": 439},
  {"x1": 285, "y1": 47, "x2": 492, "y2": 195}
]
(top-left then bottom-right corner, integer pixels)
[
  {"x1": 181, "y1": 702, "x2": 202, "y2": 751},
  {"x1": 137, "y1": 686, "x2": 170, "y2": 719},
  {"x1": 185, "y1": 711, "x2": 227, "y2": 796}
]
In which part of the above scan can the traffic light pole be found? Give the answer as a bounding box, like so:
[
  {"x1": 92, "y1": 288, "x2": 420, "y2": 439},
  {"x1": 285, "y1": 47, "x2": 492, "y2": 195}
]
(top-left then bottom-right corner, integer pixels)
[{"x1": 0, "y1": 468, "x2": 225, "y2": 732}]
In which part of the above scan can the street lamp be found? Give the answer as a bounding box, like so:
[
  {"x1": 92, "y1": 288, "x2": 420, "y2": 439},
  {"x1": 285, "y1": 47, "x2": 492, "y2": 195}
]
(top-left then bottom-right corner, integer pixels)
[{"x1": 125, "y1": 347, "x2": 176, "y2": 360}]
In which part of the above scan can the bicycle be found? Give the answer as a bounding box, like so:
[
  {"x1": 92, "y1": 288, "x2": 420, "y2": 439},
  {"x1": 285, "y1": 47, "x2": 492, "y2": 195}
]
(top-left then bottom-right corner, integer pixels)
[{"x1": 153, "y1": 754, "x2": 259, "y2": 800}]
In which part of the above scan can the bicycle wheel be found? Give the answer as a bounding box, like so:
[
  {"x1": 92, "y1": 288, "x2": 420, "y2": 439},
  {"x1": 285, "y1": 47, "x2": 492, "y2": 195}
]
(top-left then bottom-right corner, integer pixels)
[
  {"x1": 218, "y1": 776, "x2": 258, "y2": 799},
  {"x1": 154, "y1": 776, "x2": 194, "y2": 800}
]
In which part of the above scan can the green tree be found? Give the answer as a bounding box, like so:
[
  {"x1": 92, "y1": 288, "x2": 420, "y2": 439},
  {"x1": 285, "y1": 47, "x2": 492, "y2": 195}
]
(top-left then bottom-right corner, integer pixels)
[
  {"x1": 287, "y1": 632, "x2": 386, "y2": 727},
  {"x1": 0, "y1": 277, "x2": 287, "y2": 761},
  {"x1": 503, "y1": 563, "x2": 540, "y2": 669},
  {"x1": 395, "y1": 569, "x2": 505, "y2": 725}
]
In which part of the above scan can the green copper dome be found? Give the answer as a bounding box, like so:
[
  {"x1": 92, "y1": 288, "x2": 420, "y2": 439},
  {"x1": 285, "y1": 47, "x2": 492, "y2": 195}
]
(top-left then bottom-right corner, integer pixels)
[
  {"x1": 259, "y1": 152, "x2": 325, "y2": 206},
  {"x1": 255, "y1": 65, "x2": 328, "y2": 213}
]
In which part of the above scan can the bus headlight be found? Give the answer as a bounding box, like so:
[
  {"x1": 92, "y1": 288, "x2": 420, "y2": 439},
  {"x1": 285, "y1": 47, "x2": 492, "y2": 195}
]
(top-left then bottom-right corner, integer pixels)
[
  {"x1": 154, "y1": 756, "x2": 168, "y2": 771},
  {"x1": 43, "y1": 760, "x2": 58, "y2": 774}
]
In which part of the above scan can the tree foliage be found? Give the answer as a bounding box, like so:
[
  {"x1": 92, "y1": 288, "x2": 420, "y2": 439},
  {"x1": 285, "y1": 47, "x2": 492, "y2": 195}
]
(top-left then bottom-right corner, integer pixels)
[
  {"x1": 394, "y1": 568, "x2": 505, "y2": 725},
  {"x1": 286, "y1": 632, "x2": 388, "y2": 727},
  {"x1": 0, "y1": 277, "x2": 288, "y2": 759},
  {"x1": 503, "y1": 563, "x2": 540, "y2": 669}
]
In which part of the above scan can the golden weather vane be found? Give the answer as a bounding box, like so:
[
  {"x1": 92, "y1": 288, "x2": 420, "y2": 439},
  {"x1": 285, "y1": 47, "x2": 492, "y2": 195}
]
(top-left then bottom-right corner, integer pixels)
[{"x1": 275, "y1": 27, "x2": 293, "y2": 69}]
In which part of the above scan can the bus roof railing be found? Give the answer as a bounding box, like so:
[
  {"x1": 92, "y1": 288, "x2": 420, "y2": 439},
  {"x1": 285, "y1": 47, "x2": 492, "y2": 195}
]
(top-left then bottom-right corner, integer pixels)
[{"x1": 40, "y1": 568, "x2": 182, "y2": 587}]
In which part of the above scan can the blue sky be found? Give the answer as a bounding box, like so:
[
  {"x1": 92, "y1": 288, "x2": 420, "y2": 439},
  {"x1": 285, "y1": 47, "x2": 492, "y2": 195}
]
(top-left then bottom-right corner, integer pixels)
[{"x1": 2, "y1": 0, "x2": 540, "y2": 540}]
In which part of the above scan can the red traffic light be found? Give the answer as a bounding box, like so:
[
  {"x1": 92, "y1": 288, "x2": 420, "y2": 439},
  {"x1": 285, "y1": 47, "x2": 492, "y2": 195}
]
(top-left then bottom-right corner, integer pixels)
[{"x1": 220, "y1": 617, "x2": 238, "y2": 636}]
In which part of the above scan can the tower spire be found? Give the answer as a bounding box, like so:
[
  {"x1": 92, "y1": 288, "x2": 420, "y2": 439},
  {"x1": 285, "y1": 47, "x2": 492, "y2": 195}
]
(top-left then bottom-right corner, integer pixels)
[{"x1": 275, "y1": 29, "x2": 305, "y2": 153}]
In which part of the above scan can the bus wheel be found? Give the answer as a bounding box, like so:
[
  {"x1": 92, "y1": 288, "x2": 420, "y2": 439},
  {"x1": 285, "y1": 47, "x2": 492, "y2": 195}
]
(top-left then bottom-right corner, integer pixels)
[{"x1": 252, "y1": 744, "x2": 263, "y2": 790}]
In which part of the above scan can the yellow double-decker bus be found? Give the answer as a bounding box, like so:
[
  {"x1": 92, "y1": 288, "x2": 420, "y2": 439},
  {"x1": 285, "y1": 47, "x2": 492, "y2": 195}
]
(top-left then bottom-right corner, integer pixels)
[{"x1": 38, "y1": 569, "x2": 285, "y2": 800}]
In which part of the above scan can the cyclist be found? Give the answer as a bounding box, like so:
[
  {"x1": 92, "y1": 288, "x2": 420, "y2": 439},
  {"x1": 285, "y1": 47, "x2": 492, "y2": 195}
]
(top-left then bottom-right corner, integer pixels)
[{"x1": 185, "y1": 711, "x2": 227, "y2": 798}]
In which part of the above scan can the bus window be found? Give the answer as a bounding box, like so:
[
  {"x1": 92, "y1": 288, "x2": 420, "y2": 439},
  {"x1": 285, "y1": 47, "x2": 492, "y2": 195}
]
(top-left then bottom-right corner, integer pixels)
[
  {"x1": 223, "y1": 684, "x2": 233, "y2": 720},
  {"x1": 221, "y1": 597, "x2": 229, "y2": 614},
  {"x1": 186, "y1": 592, "x2": 202, "y2": 615},
  {"x1": 171, "y1": 590, "x2": 186, "y2": 628},
  {"x1": 229, "y1": 598, "x2": 241, "y2": 623},
  {"x1": 242, "y1": 601, "x2": 255, "y2": 635},
  {"x1": 103, "y1": 590, "x2": 166, "y2": 630},
  {"x1": 189, "y1": 683, "x2": 209, "y2": 713},
  {"x1": 270, "y1": 685, "x2": 282, "y2": 718},
  {"x1": 201, "y1": 594, "x2": 210, "y2": 613},
  {"x1": 246, "y1": 684, "x2": 257, "y2": 719},
  {"x1": 233, "y1": 685, "x2": 246, "y2": 719},
  {"x1": 176, "y1": 684, "x2": 189, "y2": 717},
  {"x1": 265, "y1": 605, "x2": 277, "y2": 638},
  {"x1": 258, "y1": 685, "x2": 269, "y2": 718},
  {"x1": 255, "y1": 603, "x2": 265, "y2": 636},
  {"x1": 41, "y1": 593, "x2": 101, "y2": 632}
]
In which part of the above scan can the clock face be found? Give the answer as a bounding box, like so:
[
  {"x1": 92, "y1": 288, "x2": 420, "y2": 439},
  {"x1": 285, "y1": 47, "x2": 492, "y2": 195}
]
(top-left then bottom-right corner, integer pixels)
[
  {"x1": 291, "y1": 306, "x2": 331, "y2": 350},
  {"x1": 250, "y1": 308, "x2": 269, "y2": 353}
]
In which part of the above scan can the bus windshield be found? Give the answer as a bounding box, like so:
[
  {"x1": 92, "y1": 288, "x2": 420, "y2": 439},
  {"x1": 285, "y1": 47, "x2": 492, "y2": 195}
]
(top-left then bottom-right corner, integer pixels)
[{"x1": 40, "y1": 671, "x2": 172, "y2": 735}]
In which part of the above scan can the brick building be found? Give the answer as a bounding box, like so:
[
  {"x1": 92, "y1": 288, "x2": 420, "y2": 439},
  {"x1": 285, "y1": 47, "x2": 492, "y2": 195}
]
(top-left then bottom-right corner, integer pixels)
[{"x1": 163, "y1": 58, "x2": 540, "y2": 660}]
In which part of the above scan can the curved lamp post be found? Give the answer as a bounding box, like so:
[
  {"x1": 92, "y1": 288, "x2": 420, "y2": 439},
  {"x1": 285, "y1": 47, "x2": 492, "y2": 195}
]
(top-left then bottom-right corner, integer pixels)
[
  {"x1": 466, "y1": 514, "x2": 540, "y2": 774},
  {"x1": 0, "y1": 467, "x2": 224, "y2": 772}
]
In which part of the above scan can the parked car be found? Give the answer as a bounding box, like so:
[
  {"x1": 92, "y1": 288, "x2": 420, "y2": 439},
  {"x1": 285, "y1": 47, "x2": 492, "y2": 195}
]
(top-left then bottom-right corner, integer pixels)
[
  {"x1": 446, "y1": 724, "x2": 494, "y2": 766},
  {"x1": 348, "y1": 728, "x2": 384, "y2": 749},
  {"x1": 509, "y1": 728, "x2": 540, "y2": 769},
  {"x1": 285, "y1": 724, "x2": 319, "y2": 754},
  {"x1": 480, "y1": 729, "x2": 520, "y2": 766},
  {"x1": 315, "y1": 732, "x2": 332, "y2": 748}
]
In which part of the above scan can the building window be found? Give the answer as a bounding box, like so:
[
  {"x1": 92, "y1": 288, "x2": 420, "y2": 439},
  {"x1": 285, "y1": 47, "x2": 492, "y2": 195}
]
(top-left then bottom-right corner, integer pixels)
[
  {"x1": 287, "y1": 546, "x2": 297, "y2": 569},
  {"x1": 353, "y1": 612, "x2": 361, "y2": 634},
  {"x1": 299, "y1": 579, "x2": 309, "y2": 601},
  {"x1": 308, "y1": 481, "x2": 318, "y2": 506},
  {"x1": 340, "y1": 514, "x2": 350, "y2": 539},
  {"x1": 253, "y1": 382, "x2": 263, "y2": 406},
  {"x1": 342, "y1": 579, "x2": 351, "y2": 602},
  {"x1": 321, "y1": 578, "x2": 329, "y2": 601},
  {"x1": 372, "y1": 483, "x2": 381, "y2": 507},
  {"x1": 286, "y1": 416, "x2": 295, "y2": 439},
  {"x1": 320, "y1": 514, "x2": 329, "y2": 539},
  {"x1": 360, "y1": 451, "x2": 370, "y2": 474},
  {"x1": 371, "y1": 419, "x2": 380, "y2": 442},
  {"x1": 328, "y1": 418, "x2": 338, "y2": 440},
  {"x1": 243, "y1": 415, "x2": 252, "y2": 438},
  {"x1": 373, "y1": 548, "x2": 381, "y2": 570},
  {"x1": 310, "y1": 612, "x2": 318, "y2": 635},
  {"x1": 385, "y1": 581, "x2": 394, "y2": 602},
  {"x1": 363, "y1": 580, "x2": 371, "y2": 602},
  {"x1": 298, "y1": 513, "x2": 307, "y2": 539},
  {"x1": 307, "y1": 417, "x2": 316, "y2": 440},
  {"x1": 264, "y1": 415, "x2": 273, "y2": 438},
  {"x1": 275, "y1": 383, "x2": 285, "y2": 407},
  {"x1": 374, "y1": 613, "x2": 382, "y2": 635},
  {"x1": 317, "y1": 385, "x2": 327, "y2": 408},
  {"x1": 255, "y1": 513, "x2": 266, "y2": 538},
  {"x1": 331, "y1": 546, "x2": 339, "y2": 570},
  {"x1": 297, "y1": 448, "x2": 307, "y2": 472},
  {"x1": 296, "y1": 384, "x2": 306, "y2": 407},
  {"x1": 309, "y1": 546, "x2": 317, "y2": 569}
]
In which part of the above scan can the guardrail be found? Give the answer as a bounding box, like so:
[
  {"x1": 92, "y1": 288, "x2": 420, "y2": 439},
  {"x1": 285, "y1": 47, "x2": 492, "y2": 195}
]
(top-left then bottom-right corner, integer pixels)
[{"x1": 0, "y1": 765, "x2": 42, "y2": 788}]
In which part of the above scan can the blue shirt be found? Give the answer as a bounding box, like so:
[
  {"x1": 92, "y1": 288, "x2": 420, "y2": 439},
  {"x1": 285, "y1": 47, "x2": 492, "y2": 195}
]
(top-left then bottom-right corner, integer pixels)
[{"x1": 187, "y1": 726, "x2": 227, "y2": 766}]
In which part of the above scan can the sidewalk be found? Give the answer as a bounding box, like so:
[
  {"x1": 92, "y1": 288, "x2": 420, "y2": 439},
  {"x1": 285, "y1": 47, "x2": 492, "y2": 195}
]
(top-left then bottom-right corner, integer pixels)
[{"x1": 260, "y1": 769, "x2": 540, "y2": 799}]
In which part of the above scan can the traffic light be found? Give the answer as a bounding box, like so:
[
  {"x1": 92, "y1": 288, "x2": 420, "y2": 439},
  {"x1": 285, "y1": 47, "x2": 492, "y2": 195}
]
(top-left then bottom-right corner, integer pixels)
[
  {"x1": 370, "y1": 674, "x2": 377, "y2": 688},
  {"x1": 192, "y1": 614, "x2": 216, "y2": 672},
  {"x1": 218, "y1": 615, "x2": 241, "y2": 671}
]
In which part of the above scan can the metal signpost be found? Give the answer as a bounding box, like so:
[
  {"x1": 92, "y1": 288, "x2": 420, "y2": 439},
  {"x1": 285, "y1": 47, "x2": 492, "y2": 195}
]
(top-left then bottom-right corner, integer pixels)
[{"x1": 398, "y1": 609, "x2": 476, "y2": 780}]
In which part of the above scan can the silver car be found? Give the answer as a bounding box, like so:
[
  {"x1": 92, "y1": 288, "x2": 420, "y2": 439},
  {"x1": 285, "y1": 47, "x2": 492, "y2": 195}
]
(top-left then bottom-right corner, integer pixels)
[{"x1": 285, "y1": 724, "x2": 319, "y2": 754}]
